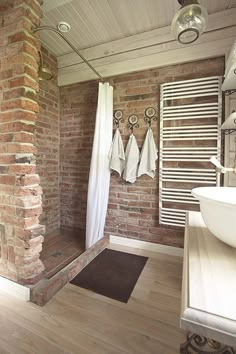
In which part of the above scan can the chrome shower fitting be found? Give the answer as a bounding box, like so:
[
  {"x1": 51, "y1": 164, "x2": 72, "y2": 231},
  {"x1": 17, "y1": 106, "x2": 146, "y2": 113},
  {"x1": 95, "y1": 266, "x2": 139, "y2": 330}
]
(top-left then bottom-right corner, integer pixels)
[
  {"x1": 32, "y1": 25, "x2": 105, "y2": 82},
  {"x1": 38, "y1": 49, "x2": 53, "y2": 81}
]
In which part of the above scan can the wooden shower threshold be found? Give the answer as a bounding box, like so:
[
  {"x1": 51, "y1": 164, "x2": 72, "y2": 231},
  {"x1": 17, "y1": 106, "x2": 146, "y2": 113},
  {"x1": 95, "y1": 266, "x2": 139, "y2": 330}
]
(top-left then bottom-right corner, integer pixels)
[{"x1": 30, "y1": 235, "x2": 109, "y2": 306}]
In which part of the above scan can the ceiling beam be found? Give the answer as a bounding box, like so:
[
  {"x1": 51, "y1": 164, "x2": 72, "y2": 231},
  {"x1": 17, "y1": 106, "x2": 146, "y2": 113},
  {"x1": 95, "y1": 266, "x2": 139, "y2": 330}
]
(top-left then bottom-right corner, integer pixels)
[
  {"x1": 57, "y1": 26, "x2": 172, "y2": 69},
  {"x1": 58, "y1": 8, "x2": 236, "y2": 69},
  {"x1": 57, "y1": 8, "x2": 236, "y2": 86},
  {"x1": 59, "y1": 26, "x2": 236, "y2": 74},
  {"x1": 58, "y1": 37, "x2": 234, "y2": 86}
]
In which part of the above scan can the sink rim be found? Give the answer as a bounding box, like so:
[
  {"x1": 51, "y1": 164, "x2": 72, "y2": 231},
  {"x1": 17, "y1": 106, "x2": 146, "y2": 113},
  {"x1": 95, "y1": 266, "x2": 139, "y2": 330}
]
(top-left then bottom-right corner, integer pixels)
[{"x1": 192, "y1": 186, "x2": 236, "y2": 206}]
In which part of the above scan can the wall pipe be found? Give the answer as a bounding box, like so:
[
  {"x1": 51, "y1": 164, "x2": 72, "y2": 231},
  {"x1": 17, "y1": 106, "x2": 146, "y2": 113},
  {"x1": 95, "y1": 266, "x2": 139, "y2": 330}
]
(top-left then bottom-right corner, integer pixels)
[{"x1": 32, "y1": 25, "x2": 105, "y2": 82}]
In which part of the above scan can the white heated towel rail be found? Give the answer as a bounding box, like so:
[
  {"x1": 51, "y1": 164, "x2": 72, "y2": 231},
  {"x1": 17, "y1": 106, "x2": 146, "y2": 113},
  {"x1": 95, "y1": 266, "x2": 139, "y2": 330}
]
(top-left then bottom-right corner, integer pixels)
[{"x1": 159, "y1": 76, "x2": 222, "y2": 227}]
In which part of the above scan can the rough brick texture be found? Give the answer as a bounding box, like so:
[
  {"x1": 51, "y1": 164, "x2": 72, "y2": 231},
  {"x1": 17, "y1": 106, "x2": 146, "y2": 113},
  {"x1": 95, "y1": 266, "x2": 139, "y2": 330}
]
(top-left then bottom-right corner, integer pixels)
[
  {"x1": 60, "y1": 57, "x2": 224, "y2": 248},
  {"x1": 60, "y1": 82, "x2": 98, "y2": 229},
  {"x1": 0, "y1": 0, "x2": 45, "y2": 284},
  {"x1": 36, "y1": 47, "x2": 60, "y2": 234}
]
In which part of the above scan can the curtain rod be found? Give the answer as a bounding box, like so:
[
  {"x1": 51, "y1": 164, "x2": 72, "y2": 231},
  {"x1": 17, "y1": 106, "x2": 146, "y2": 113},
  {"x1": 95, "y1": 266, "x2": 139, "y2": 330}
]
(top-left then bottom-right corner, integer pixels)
[{"x1": 32, "y1": 25, "x2": 105, "y2": 82}]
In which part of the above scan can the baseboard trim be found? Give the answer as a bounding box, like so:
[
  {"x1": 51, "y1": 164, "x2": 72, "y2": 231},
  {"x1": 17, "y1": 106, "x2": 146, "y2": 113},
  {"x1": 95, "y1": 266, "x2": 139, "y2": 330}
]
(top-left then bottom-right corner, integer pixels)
[
  {"x1": 0, "y1": 276, "x2": 30, "y2": 301},
  {"x1": 109, "y1": 235, "x2": 184, "y2": 257}
]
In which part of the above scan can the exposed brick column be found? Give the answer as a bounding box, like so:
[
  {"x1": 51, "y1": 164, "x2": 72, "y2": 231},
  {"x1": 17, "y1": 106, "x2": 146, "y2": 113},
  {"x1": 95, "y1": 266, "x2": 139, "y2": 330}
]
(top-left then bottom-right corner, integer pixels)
[{"x1": 0, "y1": 0, "x2": 45, "y2": 284}]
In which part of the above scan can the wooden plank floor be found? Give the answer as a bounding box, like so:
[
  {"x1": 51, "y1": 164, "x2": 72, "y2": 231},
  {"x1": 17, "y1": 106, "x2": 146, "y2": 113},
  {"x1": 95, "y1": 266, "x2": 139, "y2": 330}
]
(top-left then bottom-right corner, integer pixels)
[{"x1": 0, "y1": 243, "x2": 185, "y2": 354}]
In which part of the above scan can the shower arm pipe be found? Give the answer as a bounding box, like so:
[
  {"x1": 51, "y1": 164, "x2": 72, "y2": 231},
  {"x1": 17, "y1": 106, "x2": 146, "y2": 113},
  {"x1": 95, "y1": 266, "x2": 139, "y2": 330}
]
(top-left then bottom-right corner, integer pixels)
[{"x1": 32, "y1": 25, "x2": 105, "y2": 82}]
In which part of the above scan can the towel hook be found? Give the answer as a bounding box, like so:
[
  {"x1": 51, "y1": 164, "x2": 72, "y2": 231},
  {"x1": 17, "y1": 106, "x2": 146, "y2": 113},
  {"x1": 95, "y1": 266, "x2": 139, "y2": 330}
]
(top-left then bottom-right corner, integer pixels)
[
  {"x1": 113, "y1": 110, "x2": 124, "y2": 128},
  {"x1": 144, "y1": 107, "x2": 157, "y2": 127},
  {"x1": 128, "y1": 114, "x2": 139, "y2": 133}
]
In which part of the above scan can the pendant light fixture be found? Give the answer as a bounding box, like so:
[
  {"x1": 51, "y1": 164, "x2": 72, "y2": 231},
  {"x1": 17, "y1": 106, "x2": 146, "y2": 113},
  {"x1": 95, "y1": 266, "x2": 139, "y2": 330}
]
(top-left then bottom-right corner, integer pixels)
[{"x1": 171, "y1": 0, "x2": 208, "y2": 44}]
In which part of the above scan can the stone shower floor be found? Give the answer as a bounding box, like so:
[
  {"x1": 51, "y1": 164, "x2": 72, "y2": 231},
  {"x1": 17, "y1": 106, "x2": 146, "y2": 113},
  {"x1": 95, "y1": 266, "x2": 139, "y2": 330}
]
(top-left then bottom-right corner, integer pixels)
[{"x1": 40, "y1": 228, "x2": 85, "y2": 279}]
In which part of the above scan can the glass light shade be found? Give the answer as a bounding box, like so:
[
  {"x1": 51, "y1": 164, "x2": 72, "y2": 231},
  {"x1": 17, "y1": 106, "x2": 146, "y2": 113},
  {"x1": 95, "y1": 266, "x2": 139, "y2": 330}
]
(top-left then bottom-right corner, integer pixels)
[{"x1": 171, "y1": 3, "x2": 208, "y2": 44}]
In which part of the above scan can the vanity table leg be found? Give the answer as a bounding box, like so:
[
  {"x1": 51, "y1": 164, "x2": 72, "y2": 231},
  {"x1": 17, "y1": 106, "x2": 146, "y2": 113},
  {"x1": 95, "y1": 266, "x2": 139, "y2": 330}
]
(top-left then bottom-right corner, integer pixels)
[{"x1": 180, "y1": 332, "x2": 236, "y2": 353}]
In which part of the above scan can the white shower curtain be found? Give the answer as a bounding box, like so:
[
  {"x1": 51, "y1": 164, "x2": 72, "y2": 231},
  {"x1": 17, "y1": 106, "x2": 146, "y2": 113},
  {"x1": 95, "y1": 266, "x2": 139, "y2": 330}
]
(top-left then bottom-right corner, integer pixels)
[{"x1": 86, "y1": 82, "x2": 113, "y2": 249}]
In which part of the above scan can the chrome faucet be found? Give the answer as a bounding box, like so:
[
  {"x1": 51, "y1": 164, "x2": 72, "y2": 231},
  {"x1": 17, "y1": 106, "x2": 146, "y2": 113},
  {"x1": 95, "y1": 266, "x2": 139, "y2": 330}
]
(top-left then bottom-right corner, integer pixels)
[{"x1": 210, "y1": 156, "x2": 236, "y2": 174}]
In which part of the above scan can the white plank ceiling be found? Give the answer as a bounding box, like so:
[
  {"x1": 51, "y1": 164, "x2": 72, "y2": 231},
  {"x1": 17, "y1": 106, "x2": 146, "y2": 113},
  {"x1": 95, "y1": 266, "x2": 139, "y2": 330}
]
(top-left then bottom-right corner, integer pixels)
[{"x1": 41, "y1": 0, "x2": 236, "y2": 57}]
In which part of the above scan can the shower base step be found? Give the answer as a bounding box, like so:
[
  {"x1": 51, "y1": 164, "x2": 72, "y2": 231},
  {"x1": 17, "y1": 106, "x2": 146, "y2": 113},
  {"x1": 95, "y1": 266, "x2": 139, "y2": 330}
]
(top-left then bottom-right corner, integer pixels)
[
  {"x1": 30, "y1": 236, "x2": 109, "y2": 306},
  {"x1": 40, "y1": 228, "x2": 85, "y2": 279}
]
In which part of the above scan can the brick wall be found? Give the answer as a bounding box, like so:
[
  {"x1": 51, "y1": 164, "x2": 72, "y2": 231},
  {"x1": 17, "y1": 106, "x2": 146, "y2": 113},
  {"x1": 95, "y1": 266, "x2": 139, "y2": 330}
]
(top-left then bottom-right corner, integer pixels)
[
  {"x1": 106, "y1": 57, "x2": 225, "y2": 247},
  {"x1": 60, "y1": 57, "x2": 224, "y2": 248},
  {"x1": 60, "y1": 82, "x2": 98, "y2": 230},
  {"x1": 36, "y1": 47, "x2": 60, "y2": 234},
  {"x1": 0, "y1": 0, "x2": 45, "y2": 284}
]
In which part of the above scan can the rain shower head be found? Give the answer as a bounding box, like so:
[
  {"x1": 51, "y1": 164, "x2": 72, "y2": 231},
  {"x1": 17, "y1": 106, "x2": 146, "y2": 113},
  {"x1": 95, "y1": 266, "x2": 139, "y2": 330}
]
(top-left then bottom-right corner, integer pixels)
[
  {"x1": 38, "y1": 50, "x2": 53, "y2": 81},
  {"x1": 39, "y1": 66, "x2": 54, "y2": 81}
]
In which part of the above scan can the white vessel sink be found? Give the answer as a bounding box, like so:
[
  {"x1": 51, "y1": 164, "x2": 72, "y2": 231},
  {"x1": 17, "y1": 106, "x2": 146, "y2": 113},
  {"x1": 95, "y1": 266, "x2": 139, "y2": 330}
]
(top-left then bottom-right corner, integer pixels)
[{"x1": 192, "y1": 187, "x2": 236, "y2": 248}]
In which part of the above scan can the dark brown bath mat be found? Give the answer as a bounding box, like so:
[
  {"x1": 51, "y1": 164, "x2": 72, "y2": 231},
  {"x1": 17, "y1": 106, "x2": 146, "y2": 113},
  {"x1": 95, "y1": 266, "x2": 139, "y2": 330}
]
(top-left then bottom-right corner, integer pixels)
[{"x1": 70, "y1": 248, "x2": 148, "y2": 303}]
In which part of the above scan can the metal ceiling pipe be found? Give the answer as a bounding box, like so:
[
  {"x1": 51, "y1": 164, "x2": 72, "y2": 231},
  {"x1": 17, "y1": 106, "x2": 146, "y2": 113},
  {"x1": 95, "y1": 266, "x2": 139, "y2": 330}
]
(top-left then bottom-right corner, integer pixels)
[{"x1": 32, "y1": 25, "x2": 105, "y2": 82}]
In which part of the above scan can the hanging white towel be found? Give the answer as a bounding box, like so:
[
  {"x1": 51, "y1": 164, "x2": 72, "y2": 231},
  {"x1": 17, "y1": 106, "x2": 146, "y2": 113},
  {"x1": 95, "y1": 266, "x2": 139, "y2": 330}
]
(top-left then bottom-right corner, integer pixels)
[
  {"x1": 123, "y1": 134, "x2": 140, "y2": 183},
  {"x1": 138, "y1": 127, "x2": 158, "y2": 178},
  {"x1": 109, "y1": 128, "x2": 125, "y2": 176}
]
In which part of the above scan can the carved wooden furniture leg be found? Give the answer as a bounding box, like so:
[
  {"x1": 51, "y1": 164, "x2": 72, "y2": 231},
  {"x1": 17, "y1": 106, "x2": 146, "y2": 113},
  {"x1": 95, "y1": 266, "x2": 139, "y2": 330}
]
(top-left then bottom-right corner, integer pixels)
[{"x1": 180, "y1": 333, "x2": 236, "y2": 354}]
